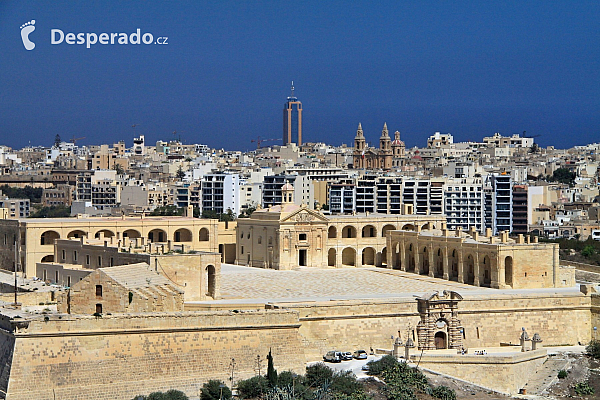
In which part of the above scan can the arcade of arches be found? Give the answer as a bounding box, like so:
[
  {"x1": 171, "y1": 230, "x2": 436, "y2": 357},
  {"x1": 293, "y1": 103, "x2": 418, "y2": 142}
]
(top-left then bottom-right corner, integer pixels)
[{"x1": 387, "y1": 229, "x2": 569, "y2": 289}]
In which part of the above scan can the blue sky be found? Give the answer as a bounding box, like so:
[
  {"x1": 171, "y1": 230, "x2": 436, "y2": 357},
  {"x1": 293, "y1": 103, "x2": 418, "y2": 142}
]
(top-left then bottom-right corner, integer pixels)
[{"x1": 1, "y1": 1, "x2": 599, "y2": 151}]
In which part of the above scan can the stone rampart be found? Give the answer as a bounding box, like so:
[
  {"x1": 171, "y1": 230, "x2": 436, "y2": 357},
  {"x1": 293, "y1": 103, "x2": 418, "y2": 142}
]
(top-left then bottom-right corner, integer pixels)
[
  {"x1": 414, "y1": 349, "x2": 548, "y2": 394},
  {"x1": 1, "y1": 310, "x2": 305, "y2": 400},
  {"x1": 277, "y1": 291, "x2": 592, "y2": 360}
]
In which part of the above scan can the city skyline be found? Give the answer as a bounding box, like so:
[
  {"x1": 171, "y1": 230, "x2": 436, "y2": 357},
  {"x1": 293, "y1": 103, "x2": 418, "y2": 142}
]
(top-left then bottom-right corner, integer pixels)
[{"x1": 1, "y1": 1, "x2": 598, "y2": 151}]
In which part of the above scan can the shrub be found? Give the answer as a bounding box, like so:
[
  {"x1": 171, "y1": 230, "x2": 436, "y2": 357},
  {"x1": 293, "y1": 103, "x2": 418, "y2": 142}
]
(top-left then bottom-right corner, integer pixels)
[
  {"x1": 133, "y1": 391, "x2": 188, "y2": 400},
  {"x1": 201, "y1": 380, "x2": 231, "y2": 400},
  {"x1": 558, "y1": 370, "x2": 568, "y2": 379},
  {"x1": 586, "y1": 340, "x2": 600, "y2": 359},
  {"x1": 431, "y1": 386, "x2": 456, "y2": 400},
  {"x1": 277, "y1": 370, "x2": 297, "y2": 387},
  {"x1": 582, "y1": 245, "x2": 595, "y2": 258},
  {"x1": 305, "y1": 363, "x2": 334, "y2": 388},
  {"x1": 574, "y1": 381, "x2": 594, "y2": 396},
  {"x1": 330, "y1": 370, "x2": 362, "y2": 396},
  {"x1": 366, "y1": 355, "x2": 399, "y2": 376},
  {"x1": 237, "y1": 376, "x2": 268, "y2": 399}
]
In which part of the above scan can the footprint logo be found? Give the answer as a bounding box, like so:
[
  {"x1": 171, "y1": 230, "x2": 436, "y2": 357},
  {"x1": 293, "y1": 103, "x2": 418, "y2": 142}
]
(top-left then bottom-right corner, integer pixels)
[{"x1": 20, "y1": 20, "x2": 36, "y2": 50}]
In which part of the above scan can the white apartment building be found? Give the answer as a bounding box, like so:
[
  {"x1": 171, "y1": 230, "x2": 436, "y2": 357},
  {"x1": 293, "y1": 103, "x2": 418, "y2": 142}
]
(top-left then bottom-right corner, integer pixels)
[
  {"x1": 202, "y1": 173, "x2": 242, "y2": 215},
  {"x1": 443, "y1": 178, "x2": 485, "y2": 232}
]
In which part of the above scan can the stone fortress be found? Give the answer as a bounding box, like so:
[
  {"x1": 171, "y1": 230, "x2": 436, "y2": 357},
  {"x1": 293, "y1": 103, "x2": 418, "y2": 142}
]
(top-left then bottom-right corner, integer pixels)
[{"x1": 0, "y1": 198, "x2": 597, "y2": 399}]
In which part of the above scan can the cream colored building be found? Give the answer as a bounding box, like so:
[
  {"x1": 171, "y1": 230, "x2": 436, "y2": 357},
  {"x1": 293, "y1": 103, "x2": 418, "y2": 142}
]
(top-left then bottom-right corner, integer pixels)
[
  {"x1": 386, "y1": 227, "x2": 572, "y2": 289},
  {"x1": 0, "y1": 215, "x2": 220, "y2": 277},
  {"x1": 236, "y1": 183, "x2": 445, "y2": 270}
]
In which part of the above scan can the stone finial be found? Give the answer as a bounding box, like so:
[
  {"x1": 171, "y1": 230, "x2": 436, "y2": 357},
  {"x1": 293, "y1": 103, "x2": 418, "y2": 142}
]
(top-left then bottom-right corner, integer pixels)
[{"x1": 531, "y1": 333, "x2": 542, "y2": 350}]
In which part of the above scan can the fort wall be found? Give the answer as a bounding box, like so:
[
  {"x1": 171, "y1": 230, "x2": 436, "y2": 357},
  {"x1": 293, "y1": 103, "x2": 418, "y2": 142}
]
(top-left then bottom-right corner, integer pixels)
[
  {"x1": 414, "y1": 349, "x2": 548, "y2": 394},
  {"x1": 1, "y1": 310, "x2": 305, "y2": 400},
  {"x1": 277, "y1": 291, "x2": 592, "y2": 360}
]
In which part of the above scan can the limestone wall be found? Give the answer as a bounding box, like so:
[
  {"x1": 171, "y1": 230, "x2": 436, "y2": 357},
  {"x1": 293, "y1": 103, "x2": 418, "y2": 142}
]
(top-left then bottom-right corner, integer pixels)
[
  {"x1": 2, "y1": 310, "x2": 305, "y2": 400},
  {"x1": 415, "y1": 349, "x2": 547, "y2": 394},
  {"x1": 279, "y1": 292, "x2": 592, "y2": 361}
]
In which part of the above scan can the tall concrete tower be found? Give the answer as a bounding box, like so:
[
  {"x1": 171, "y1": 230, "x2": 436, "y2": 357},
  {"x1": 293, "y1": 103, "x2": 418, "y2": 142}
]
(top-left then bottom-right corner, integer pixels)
[{"x1": 283, "y1": 82, "x2": 302, "y2": 145}]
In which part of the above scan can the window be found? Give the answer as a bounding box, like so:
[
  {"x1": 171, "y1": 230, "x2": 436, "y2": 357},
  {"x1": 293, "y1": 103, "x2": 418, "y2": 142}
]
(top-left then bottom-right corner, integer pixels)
[
  {"x1": 96, "y1": 285, "x2": 103, "y2": 297},
  {"x1": 86, "y1": 255, "x2": 90, "y2": 265},
  {"x1": 98, "y1": 256, "x2": 102, "y2": 267},
  {"x1": 95, "y1": 304, "x2": 102, "y2": 314},
  {"x1": 55, "y1": 270, "x2": 59, "y2": 283},
  {"x1": 299, "y1": 233, "x2": 307, "y2": 241},
  {"x1": 62, "y1": 250, "x2": 66, "y2": 261},
  {"x1": 43, "y1": 269, "x2": 47, "y2": 281},
  {"x1": 67, "y1": 276, "x2": 71, "y2": 288},
  {"x1": 73, "y1": 251, "x2": 78, "y2": 262},
  {"x1": 241, "y1": 246, "x2": 244, "y2": 255},
  {"x1": 110, "y1": 257, "x2": 114, "y2": 267}
]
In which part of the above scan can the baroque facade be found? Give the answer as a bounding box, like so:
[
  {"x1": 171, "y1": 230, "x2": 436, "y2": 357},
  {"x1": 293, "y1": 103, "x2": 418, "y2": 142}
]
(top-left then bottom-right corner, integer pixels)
[{"x1": 353, "y1": 123, "x2": 405, "y2": 169}]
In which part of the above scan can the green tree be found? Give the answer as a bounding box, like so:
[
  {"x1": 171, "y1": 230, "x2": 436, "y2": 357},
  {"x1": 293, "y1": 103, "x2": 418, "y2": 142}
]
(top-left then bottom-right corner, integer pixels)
[
  {"x1": 550, "y1": 168, "x2": 576, "y2": 186},
  {"x1": 365, "y1": 354, "x2": 398, "y2": 376},
  {"x1": 329, "y1": 370, "x2": 362, "y2": 396},
  {"x1": 30, "y1": 205, "x2": 71, "y2": 218},
  {"x1": 587, "y1": 339, "x2": 600, "y2": 359},
  {"x1": 528, "y1": 143, "x2": 540, "y2": 154},
  {"x1": 236, "y1": 376, "x2": 268, "y2": 399},
  {"x1": 0, "y1": 185, "x2": 43, "y2": 203},
  {"x1": 133, "y1": 390, "x2": 188, "y2": 400},
  {"x1": 582, "y1": 245, "x2": 595, "y2": 258},
  {"x1": 305, "y1": 363, "x2": 333, "y2": 388},
  {"x1": 200, "y1": 380, "x2": 231, "y2": 400},
  {"x1": 176, "y1": 165, "x2": 186, "y2": 180},
  {"x1": 267, "y1": 349, "x2": 278, "y2": 387},
  {"x1": 113, "y1": 163, "x2": 125, "y2": 175}
]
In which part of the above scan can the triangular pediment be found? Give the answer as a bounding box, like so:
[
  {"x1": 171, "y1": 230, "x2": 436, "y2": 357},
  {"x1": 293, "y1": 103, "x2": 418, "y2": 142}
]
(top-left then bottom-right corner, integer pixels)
[{"x1": 280, "y1": 207, "x2": 330, "y2": 223}]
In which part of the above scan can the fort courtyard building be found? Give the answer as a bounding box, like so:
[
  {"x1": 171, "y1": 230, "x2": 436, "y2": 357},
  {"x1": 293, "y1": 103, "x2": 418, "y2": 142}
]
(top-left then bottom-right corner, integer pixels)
[
  {"x1": 236, "y1": 183, "x2": 445, "y2": 270},
  {"x1": 38, "y1": 237, "x2": 221, "y2": 302},
  {"x1": 0, "y1": 215, "x2": 220, "y2": 277},
  {"x1": 386, "y1": 226, "x2": 573, "y2": 289}
]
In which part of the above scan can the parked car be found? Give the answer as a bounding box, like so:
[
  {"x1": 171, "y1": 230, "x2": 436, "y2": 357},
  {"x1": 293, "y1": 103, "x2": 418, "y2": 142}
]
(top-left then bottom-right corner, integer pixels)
[
  {"x1": 323, "y1": 351, "x2": 342, "y2": 363},
  {"x1": 341, "y1": 351, "x2": 353, "y2": 360},
  {"x1": 353, "y1": 350, "x2": 368, "y2": 360}
]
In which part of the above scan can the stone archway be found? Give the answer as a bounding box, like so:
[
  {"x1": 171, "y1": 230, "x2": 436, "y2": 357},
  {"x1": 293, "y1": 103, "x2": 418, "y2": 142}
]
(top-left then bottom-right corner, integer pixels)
[
  {"x1": 434, "y1": 248, "x2": 443, "y2": 278},
  {"x1": 362, "y1": 247, "x2": 375, "y2": 266},
  {"x1": 482, "y1": 255, "x2": 491, "y2": 286},
  {"x1": 342, "y1": 247, "x2": 356, "y2": 266},
  {"x1": 465, "y1": 254, "x2": 475, "y2": 285},
  {"x1": 199, "y1": 228, "x2": 210, "y2": 242},
  {"x1": 205, "y1": 265, "x2": 216, "y2": 299},
  {"x1": 421, "y1": 247, "x2": 429, "y2": 275},
  {"x1": 505, "y1": 256, "x2": 513, "y2": 287},
  {"x1": 328, "y1": 248, "x2": 336, "y2": 267},
  {"x1": 40, "y1": 230, "x2": 60, "y2": 245}
]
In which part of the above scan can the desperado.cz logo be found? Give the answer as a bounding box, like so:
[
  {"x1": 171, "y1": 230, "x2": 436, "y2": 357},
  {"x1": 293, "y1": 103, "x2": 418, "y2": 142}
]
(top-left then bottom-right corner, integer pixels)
[
  {"x1": 20, "y1": 20, "x2": 168, "y2": 50},
  {"x1": 51, "y1": 28, "x2": 168, "y2": 48}
]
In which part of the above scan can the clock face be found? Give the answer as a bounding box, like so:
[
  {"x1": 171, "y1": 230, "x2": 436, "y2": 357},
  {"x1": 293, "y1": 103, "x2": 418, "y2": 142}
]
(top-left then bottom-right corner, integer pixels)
[{"x1": 436, "y1": 320, "x2": 447, "y2": 329}]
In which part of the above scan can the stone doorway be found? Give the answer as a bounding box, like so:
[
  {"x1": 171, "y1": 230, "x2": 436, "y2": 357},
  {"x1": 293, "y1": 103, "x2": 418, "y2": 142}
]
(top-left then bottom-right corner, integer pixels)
[
  {"x1": 299, "y1": 249, "x2": 307, "y2": 266},
  {"x1": 434, "y1": 332, "x2": 447, "y2": 349}
]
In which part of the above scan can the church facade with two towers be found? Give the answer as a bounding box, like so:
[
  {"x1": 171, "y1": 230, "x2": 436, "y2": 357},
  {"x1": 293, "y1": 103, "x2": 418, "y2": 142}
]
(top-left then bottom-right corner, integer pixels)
[{"x1": 353, "y1": 123, "x2": 406, "y2": 169}]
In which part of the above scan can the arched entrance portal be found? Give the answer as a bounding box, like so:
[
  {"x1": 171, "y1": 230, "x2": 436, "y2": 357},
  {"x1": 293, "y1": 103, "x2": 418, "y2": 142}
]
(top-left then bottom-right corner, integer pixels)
[{"x1": 434, "y1": 332, "x2": 447, "y2": 349}]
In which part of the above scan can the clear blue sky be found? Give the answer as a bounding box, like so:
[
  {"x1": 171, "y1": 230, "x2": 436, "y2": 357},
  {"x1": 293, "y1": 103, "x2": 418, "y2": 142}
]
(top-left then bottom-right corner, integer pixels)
[{"x1": 1, "y1": 1, "x2": 599, "y2": 150}]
